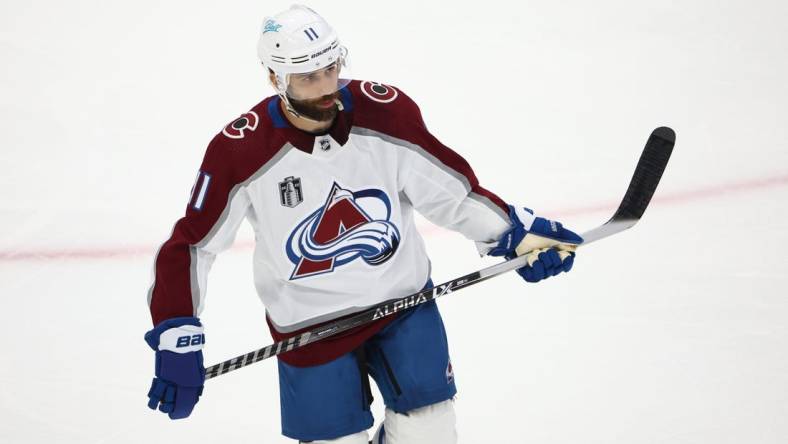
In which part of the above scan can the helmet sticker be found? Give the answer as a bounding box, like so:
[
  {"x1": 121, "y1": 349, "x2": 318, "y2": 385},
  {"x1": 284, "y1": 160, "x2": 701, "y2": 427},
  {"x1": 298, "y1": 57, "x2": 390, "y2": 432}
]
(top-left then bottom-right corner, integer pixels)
[
  {"x1": 360, "y1": 81, "x2": 398, "y2": 103},
  {"x1": 263, "y1": 20, "x2": 282, "y2": 33}
]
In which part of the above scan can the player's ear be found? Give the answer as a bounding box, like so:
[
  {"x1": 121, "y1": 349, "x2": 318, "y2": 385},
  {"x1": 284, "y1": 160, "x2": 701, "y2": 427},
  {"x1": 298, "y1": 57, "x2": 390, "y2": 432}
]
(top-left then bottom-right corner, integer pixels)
[{"x1": 267, "y1": 68, "x2": 277, "y2": 88}]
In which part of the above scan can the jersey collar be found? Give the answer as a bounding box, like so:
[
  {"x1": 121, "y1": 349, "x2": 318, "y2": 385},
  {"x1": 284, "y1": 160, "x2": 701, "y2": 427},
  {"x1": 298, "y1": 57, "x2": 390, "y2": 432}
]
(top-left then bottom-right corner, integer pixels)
[{"x1": 267, "y1": 89, "x2": 354, "y2": 154}]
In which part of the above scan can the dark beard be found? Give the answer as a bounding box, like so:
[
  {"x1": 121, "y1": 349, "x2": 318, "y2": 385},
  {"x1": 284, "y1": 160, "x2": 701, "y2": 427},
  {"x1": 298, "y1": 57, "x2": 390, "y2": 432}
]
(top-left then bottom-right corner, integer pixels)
[{"x1": 287, "y1": 93, "x2": 339, "y2": 122}]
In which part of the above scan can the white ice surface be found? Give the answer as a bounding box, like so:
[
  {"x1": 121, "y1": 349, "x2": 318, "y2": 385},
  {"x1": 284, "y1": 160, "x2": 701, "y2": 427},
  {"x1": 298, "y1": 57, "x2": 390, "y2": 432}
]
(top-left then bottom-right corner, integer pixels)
[{"x1": 1, "y1": 1, "x2": 788, "y2": 443}]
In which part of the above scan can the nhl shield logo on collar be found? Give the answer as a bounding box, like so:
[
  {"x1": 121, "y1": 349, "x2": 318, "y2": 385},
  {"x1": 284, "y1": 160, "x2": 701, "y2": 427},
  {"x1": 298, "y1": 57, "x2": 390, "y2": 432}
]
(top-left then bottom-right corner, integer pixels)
[{"x1": 279, "y1": 176, "x2": 304, "y2": 208}]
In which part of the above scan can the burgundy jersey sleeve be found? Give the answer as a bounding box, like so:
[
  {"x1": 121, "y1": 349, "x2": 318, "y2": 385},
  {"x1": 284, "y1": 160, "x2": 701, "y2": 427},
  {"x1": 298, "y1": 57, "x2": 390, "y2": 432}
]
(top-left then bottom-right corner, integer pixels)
[
  {"x1": 351, "y1": 83, "x2": 513, "y2": 250},
  {"x1": 400, "y1": 91, "x2": 510, "y2": 209},
  {"x1": 147, "y1": 135, "x2": 251, "y2": 326}
]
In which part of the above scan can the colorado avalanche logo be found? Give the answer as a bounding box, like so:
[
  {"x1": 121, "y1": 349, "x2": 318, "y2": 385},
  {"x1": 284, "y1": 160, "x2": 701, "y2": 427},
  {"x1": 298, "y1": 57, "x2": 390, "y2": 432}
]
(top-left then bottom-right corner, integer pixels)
[{"x1": 286, "y1": 182, "x2": 401, "y2": 280}]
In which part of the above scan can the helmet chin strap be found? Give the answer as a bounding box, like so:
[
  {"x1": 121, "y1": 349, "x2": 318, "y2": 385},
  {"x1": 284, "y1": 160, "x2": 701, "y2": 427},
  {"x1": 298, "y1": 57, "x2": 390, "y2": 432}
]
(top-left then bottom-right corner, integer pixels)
[
  {"x1": 278, "y1": 91, "x2": 342, "y2": 124},
  {"x1": 278, "y1": 92, "x2": 310, "y2": 120},
  {"x1": 270, "y1": 76, "x2": 310, "y2": 122},
  {"x1": 271, "y1": 75, "x2": 342, "y2": 124}
]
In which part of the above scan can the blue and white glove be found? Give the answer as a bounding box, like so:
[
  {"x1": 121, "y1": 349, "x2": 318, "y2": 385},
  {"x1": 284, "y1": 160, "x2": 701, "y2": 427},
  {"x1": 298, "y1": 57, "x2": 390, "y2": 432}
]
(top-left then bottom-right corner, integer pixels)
[
  {"x1": 489, "y1": 205, "x2": 583, "y2": 282},
  {"x1": 144, "y1": 316, "x2": 205, "y2": 419}
]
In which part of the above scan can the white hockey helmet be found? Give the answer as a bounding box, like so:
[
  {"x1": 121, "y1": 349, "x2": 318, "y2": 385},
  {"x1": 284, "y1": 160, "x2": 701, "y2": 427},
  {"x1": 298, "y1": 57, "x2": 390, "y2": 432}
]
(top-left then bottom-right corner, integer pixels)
[{"x1": 257, "y1": 5, "x2": 350, "y2": 104}]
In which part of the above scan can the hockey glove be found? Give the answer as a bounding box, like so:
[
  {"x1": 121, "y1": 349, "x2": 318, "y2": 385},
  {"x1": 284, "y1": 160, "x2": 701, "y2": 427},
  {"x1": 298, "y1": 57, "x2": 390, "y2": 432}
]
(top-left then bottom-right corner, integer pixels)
[
  {"x1": 144, "y1": 316, "x2": 205, "y2": 419},
  {"x1": 489, "y1": 205, "x2": 583, "y2": 282}
]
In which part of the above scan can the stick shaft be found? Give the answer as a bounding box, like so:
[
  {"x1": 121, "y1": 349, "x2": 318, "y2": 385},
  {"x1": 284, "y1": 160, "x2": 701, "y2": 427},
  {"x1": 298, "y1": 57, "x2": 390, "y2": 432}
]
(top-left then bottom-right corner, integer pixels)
[{"x1": 204, "y1": 126, "x2": 675, "y2": 380}]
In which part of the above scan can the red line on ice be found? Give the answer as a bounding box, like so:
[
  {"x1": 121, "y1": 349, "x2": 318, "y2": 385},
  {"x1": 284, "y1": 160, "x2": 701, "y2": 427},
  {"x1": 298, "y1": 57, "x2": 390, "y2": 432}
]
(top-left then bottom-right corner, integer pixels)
[{"x1": 2, "y1": 173, "x2": 787, "y2": 262}]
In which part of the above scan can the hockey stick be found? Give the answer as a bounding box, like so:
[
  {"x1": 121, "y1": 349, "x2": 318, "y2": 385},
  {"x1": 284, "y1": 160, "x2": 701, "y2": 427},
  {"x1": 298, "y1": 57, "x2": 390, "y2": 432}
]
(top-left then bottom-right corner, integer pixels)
[{"x1": 204, "y1": 126, "x2": 675, "y2": 380}]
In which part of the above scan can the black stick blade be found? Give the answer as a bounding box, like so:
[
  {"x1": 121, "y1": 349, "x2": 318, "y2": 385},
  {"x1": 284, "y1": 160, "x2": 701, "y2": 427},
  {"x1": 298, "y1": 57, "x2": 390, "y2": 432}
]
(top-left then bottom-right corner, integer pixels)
[{"x1": 610, "y1": 127, "x2": 675, "y2": 222}]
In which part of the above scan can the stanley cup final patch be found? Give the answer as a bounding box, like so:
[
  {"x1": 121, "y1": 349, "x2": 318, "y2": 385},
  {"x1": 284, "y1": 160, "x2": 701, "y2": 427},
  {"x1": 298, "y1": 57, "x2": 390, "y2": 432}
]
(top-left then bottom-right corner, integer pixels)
[{"x1": 279, "y1": 176, "x2": 304, "y2": 208}]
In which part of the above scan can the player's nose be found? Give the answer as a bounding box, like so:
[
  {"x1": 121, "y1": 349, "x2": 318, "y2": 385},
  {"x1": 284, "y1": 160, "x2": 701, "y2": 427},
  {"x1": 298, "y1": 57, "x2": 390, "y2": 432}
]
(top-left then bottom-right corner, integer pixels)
[{"x1": 316, "y1": 72, "x2": 336, "y2": 96}]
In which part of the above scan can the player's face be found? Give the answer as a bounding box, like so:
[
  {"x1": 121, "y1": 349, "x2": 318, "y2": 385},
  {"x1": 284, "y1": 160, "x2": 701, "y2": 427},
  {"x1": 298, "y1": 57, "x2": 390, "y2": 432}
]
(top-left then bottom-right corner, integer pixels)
[
  {"x1": 285, "y1": 63, "x2": 341, "y2": 122},
  {"x1": 288, "y1": 63, "x2": 340, "y2": 99}
]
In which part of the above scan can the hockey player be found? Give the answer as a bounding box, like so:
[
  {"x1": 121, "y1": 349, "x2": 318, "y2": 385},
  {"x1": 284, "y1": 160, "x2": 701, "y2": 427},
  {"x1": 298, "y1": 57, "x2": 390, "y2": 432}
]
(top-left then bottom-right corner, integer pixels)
[{"x1": 145, "y1": 5, "x2": 582, "y2": 443}]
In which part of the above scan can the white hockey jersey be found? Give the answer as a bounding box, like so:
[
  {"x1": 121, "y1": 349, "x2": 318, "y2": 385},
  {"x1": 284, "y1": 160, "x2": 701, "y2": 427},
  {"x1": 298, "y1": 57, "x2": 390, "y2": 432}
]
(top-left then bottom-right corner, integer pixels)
[{"x1": 148, "y1": 81, "x2": 512, "y2": 365}]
